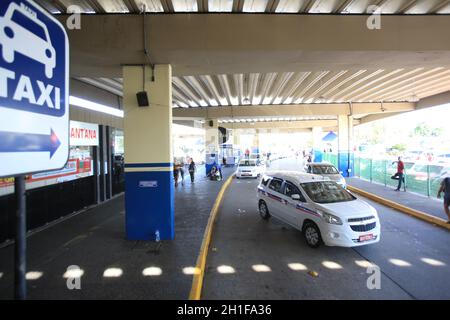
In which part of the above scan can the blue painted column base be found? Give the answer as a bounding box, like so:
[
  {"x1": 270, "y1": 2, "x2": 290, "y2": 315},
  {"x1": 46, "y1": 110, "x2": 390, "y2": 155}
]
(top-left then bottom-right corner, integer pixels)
[
  {"x1": 338, "y1": 152, "x2": 355, "y2": 178},
  {"x1": 313, "y1": 149, "x2": 323, "y2": 163},
  {"x1": 125, "y1": 170, "x2": 174, "y2": 240}
]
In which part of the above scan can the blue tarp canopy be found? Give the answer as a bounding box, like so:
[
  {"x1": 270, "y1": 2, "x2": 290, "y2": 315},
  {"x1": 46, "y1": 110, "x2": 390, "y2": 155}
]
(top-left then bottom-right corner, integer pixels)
[{"x1": 322, "y1": 131, "x2": 337, "y2": 142}]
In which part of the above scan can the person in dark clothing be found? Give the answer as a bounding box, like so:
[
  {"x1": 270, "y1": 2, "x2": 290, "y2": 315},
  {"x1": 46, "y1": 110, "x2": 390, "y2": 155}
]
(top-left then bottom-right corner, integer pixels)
[
  {"x1": 188, "y1": 159, "x2": 196, "y2": 183},
  {"x1": 437, "y1": 176, "x2": 450, "y2": 222},
  {"x1": 173, "y1": 163, "x2": 180, "y2": 187},
  {"x1": 392, "y1": 156, "x2": 405, "y2": 191},
  {"x1": 179, "y1": 161, "x2": 185, "y2": 186},
  {"x1": 208, "y1": 166, "x2": 220, "y2": 181}
]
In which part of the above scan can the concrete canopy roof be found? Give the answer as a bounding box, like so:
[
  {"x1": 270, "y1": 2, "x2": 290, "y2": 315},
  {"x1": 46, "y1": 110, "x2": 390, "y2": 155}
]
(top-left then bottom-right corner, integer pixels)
[
  {"x1": 36, "y1": 0, "x2": 450, "y2": 127},
  {"x1": 37, "y1": 0, "x2": 450, "y2": 14}
]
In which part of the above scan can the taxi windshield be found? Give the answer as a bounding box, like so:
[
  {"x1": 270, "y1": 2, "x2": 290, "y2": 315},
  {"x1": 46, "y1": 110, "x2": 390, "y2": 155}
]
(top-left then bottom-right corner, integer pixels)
[
  {"x1": 311, "y1": 165, "x2": 339, "y2": 175},
  {"x1": 239, "y1": 160, "x2": 256, "y2": 167},
  {"x1": 301, "y1": 181, "x2": 355, "y2": 204}
]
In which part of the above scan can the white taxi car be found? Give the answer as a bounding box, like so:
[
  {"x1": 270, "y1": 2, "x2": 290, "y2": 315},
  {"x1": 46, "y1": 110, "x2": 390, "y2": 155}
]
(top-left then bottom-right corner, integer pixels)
[
  {"x1": 257, "y1": 171, "x2": 380, "y2": 248},
  {"x1": 0, "y1": 2, "x2": 56, "y2": 78},
  {"x1": 236, "y1": 159, "x2": 264, "y2": 179},
  {"x1": 305, "y1": 162, "x2": 347, "y2": 188}
]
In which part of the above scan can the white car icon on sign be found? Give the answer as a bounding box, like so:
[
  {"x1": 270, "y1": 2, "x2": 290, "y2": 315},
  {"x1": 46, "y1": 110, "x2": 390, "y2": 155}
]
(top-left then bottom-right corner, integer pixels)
[{"x1": 0, "y1": 2, "x2": 56, "y2": 78}]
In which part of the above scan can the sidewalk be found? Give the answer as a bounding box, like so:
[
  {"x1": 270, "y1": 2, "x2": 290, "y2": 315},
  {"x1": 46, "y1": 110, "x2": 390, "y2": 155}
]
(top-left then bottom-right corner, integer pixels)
[
  {"x1": 347, "y1": 177, "x2": 448, "y2": 220},
  {"x1": 0, "y1": 166, "x2": 236, "y2": 299}
]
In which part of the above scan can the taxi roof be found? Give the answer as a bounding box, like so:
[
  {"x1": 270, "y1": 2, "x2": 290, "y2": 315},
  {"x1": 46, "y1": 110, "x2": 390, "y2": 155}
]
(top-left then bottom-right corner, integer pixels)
[
  {"x1": 263, "y1": 170, "x2": 329, "y2": 184},
  {"x1": 307, "y1": 162, "x2": 336, "y2": 166}
]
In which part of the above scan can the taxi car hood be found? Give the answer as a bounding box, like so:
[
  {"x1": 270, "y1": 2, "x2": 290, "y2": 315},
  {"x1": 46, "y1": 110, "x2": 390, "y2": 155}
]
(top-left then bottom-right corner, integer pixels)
[
  {"x1": 316, "y1": 199, "x2": 375, "y2": 219},
  {"x1": 238, "y1": 166, "x2": 256, "y2": 170}
]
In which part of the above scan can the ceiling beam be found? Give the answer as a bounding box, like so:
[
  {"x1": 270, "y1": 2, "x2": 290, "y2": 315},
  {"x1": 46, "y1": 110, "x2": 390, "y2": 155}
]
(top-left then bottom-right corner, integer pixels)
[
  {"x1": 299, "y1": 0, "x2": 316, "y2": 13},
  {"x1": 232, "y1": 0, "x2": 245, "y2": 12},
  {"x1": 160, "y1": 0, "x2": 175, "y2": 12},
  {"x1": 84, "y1": 0, "x2": 106, "y2": 13},
  {"x1": 197, "y1": 0, "x2": 209, "y2": 12},
  {"x1": 429, "y1": 0, "x2": 450, "y2": 13},
  {"x1": 416, "y1": 90, "x2": 450, "y2": 110},
  {"x1": 123, "y1": 0, "x2": 141, "y2": 13},
  {"x1": 220, "y1": 119, "x2": 339, "y2": 130},
  {"x1": 172, "y1": 102, "x2": 415, "y2": 119},
  {"x1": 50, "y1": 0, "x2": 67, "y2": 13},
  {"x1": 357, "y1": 111, "x2": 408, "y2": 125},
  {"x1": 265, "y1": 0, "x2": 280, "y2": 13},
  {"x1": 58, "y1": 14, "x2": 450, "y2": 78},
  {"x1": 398, "y1": 0, "x2": 419, "y2": 13},
  {"x1": 333, "y1": 0, "x2": 354, "y2": 13}
]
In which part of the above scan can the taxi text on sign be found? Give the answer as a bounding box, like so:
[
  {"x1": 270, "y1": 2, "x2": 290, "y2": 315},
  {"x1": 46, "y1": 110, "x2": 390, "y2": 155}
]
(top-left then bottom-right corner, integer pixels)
[{"x1": 0, "y1": 0, "x2": 69, "y2": 178}]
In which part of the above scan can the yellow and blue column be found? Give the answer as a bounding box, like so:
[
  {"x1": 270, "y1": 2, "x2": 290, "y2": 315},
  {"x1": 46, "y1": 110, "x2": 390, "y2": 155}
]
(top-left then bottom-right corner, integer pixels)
[
  {"x1": 312, "y1": 127, "x2": 323, "y2": 162},
  {"x1": 338, "y1": 115, "x2": 354, "y2": 177},
  {"x1": 205, "y1": 119, "x2": 219, "y2": 174},
  {"x1": 123, "y1": 65, "x2": 174, "y2": 240}
]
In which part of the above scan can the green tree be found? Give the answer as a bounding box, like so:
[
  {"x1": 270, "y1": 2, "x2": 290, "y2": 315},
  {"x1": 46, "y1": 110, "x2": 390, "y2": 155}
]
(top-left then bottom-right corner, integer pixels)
[{"x1": 412, "y1": 122, "x2": 443, "y2": 137}]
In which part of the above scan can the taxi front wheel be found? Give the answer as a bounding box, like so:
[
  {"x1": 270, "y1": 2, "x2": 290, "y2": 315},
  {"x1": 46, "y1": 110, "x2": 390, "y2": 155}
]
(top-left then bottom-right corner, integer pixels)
[
  {"x1": 258, "y1": 201, "x2": 271, "y2": 220},
  {"x1": 303, "y1": 222, "x2": 322, "y2": 248}
]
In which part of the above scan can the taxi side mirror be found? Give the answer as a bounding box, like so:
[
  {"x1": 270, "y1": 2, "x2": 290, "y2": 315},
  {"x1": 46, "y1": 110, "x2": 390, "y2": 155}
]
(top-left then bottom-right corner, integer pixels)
[{"x1": 291, "y1": 194, "x2": 301, "y2": 201}]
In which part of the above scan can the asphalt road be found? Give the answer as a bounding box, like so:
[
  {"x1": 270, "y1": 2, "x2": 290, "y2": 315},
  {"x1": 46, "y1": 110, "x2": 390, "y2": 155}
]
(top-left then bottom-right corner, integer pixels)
[{"x1": 202, "y1": 175, "x2": 450, "y2": 300}]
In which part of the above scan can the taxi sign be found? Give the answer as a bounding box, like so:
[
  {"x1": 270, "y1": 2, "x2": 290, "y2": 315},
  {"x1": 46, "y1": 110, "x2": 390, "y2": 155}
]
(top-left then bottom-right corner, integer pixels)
[{"x1": 0, "y1": 0, "x2": 69, "y2": 177}]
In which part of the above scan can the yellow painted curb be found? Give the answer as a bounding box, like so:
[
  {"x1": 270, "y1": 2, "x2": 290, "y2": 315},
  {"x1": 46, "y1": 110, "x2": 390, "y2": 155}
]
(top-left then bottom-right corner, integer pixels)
[
  {"x1": 189, "y1": 174, "x2": 234, "y2": 300},
  {"x1": 347, "y1": 185, "x2": 450, "y2": 232}
]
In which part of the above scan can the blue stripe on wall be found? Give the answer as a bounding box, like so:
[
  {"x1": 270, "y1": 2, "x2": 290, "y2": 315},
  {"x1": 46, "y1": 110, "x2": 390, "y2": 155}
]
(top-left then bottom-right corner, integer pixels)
[
  {"x1": 124, "y1": 162, "x2": 173, "y2": 168},
  {"x1": 125, "y1": 170, "x2": 174, "y2": 240}
]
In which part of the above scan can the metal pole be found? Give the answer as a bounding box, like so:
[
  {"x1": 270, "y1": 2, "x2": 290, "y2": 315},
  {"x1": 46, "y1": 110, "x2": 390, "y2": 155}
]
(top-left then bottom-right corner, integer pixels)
[{"x1": 14, "y1": 175, "x2": 26, "y2": 300}]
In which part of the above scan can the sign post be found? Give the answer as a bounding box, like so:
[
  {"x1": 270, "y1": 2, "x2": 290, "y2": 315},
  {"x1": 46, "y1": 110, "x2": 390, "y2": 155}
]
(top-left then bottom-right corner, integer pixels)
[
  {"x1": 0, "y1": 0, "x2": 69, "y2": 299},
  {"x1": 14, "y1": 175, "x2": 26, "y2": 300}
]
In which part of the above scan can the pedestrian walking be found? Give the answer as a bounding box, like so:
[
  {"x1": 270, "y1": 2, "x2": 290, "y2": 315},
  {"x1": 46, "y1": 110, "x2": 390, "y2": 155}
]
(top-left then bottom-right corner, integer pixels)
[
  {"x1": 188, "y1": 159, "x2": 196, "y2": 183},
  {"x1": 391, "y1": 156, "x2": 405, "y2": 191},
  {"x1": 179, "y1": 160, "x2": 185, "y2": 186},
  {"x1": 437, "y1": 176, "x2": 450, "y2": 223},
  {"x1": 173, "y1": 161, "x2": 180, "y2": 187}
]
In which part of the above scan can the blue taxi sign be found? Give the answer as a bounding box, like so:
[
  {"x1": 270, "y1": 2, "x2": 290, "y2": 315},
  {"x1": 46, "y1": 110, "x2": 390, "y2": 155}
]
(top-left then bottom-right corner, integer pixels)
[{"x1": 0, "y1": 0, "x2": 69, "y2": 178}]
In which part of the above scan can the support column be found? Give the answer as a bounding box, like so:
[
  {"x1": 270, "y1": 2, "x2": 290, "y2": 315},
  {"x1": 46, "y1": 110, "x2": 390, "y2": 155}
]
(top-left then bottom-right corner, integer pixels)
[
  {"x1": 312, "y1": 127, "x2": 323, "y2": 162},
  {"x1": 205, "y1": 119, "x2": 219, "y2": 154},
  {"x1": 337, "y1": 115, "x2": 354, "y2": 177},
  {"x1": 205, "y1": 119, "x2": 219, "y2": 173},
  {"x1": 233, "y1": 129, "x2": 241, "y2": 147},
  {"x1": 98, "y1": 125, "x2": 106, "y2": 202},
  {"x1": 252, "y1": 129, "x2": 260, "y2": 154},
  {"x1": 123, "y1": 65, "x2": 174, "y2": 240}
]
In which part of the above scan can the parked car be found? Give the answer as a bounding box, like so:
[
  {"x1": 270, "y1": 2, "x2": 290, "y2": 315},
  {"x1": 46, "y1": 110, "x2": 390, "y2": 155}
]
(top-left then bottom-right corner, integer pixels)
[
  {"x1": 408, "y1": 163, "x2": 450, "y2": 181},
  {"x1": 257, "y1": 171, "x2": 381, "y2": 248},
  {"x1": 305, "y1": 162, "x2": 347, "y2": 188},
  {"x1": 236, "y1": 159, "x2": 263, "y2": 179}
]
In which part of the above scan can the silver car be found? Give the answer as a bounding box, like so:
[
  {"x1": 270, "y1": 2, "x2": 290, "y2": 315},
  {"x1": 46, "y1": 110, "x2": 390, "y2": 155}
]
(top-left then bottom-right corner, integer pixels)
[{"x1": 305, "y1": 162, "x2": 346, "y2": 188}]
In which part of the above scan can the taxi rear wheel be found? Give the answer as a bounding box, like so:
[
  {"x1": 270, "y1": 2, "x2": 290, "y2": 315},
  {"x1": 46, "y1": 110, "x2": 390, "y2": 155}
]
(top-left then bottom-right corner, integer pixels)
[
  {"x1": 258, "y1": 201, "x2": 270, "y2": 220},
  {"x1": 303, "y1": 222, "x2": 322, "y2": 248}
]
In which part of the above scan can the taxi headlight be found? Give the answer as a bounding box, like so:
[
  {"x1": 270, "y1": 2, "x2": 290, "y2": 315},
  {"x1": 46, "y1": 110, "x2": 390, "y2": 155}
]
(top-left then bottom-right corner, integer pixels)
[{"x1": 317, "y1": 210, "x2": 343, "y2": 225}]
